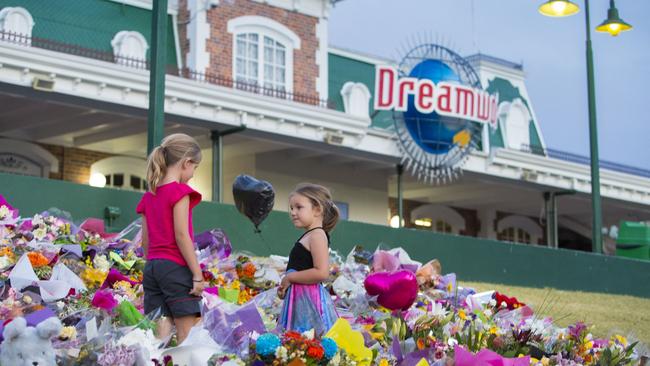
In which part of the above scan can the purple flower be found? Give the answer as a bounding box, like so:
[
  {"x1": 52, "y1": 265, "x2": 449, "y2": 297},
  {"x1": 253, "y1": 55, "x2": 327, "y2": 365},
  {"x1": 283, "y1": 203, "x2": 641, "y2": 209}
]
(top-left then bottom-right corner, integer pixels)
[
  {"x1": 568, "y1": 321, "x2": 587, "y2": 340},
  {"x1": 92, "y1": 289, "x2": 118, "y2": 312}
]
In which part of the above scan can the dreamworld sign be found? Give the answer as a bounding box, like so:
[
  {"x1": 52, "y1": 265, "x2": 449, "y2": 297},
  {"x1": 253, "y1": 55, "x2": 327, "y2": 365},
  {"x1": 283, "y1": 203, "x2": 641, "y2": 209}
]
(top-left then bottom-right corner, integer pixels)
[{"x1": 373, "y1": 65, "x2": 499, "y2": 129}]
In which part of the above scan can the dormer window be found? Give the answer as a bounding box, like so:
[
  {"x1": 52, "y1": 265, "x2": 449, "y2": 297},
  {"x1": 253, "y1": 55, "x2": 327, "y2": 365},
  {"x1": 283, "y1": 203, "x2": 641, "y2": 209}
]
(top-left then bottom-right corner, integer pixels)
[
  {"x1": 111, "y1": 31, "x2": 148, "y2": 65},
  {"x1": 0, "y1": 7, "x2": 35, "y2": 43}
]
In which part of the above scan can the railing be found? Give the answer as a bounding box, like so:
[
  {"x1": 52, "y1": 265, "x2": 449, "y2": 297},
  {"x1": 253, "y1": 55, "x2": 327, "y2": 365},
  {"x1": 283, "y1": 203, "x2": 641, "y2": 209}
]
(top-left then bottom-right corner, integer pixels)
[
  {"x1": 0, "y1": 30, "x2": 334, "y2": 109},
  {"x1": 520, "y1": 144, "x2": 650, "y2": 179}
]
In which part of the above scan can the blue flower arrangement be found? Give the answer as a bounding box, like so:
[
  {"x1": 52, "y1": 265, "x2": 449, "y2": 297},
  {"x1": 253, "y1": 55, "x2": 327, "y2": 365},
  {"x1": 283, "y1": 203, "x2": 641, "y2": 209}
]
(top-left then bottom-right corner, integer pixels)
[
  {"x1": 321, "y1": 337, "x2": 338, "y2": 359},
  {"x1": 255, "y1": 333, "x2": 281, "y2": 357}
]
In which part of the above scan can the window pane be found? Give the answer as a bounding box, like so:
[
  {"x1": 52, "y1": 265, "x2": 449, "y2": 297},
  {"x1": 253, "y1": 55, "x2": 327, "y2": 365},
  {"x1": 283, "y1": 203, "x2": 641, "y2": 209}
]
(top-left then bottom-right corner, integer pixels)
[
  {"x1": 264, "y1": 65, "x2": 273, "y2": 81},
  {"x1": 105, "y1": 174, "x2": 111, "y2": 186},
  {"x1": 276, "y1": 48, "x2": 285, "y2": 65},
  {"x1": 265, "y1": 45, "x2": 273, "y2": 64},
  {"x1": 249, "y1": 61, "x2": 258, "y2": 78},
  {"x1": 276, "y1": 67, "x2": 285, "y2": 84},
  {"x1": 113, "y1": 173, "x2": 124, "y2": 187},
  {"x1": 236, "y1": 58, "x2": 246, "y2": 76},
  {"x1": 264, "y1": 36, "x2": 274, "y2": 46},
  {"x1": 130, "y1": 176, "x2": 142, "y2": 190},
  {"x1": 236, "y1": 40, "x2": 246, "y2": 57}
]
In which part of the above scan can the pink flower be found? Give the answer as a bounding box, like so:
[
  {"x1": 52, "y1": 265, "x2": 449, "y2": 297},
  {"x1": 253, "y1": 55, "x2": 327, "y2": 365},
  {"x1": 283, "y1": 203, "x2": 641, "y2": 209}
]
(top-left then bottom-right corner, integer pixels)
[
  {"x1": 91, "y1": 290, "x2": 118, "y2": 312},
  {"x1": 100, "y1": 268, "x2": 138, "y2": 289}
]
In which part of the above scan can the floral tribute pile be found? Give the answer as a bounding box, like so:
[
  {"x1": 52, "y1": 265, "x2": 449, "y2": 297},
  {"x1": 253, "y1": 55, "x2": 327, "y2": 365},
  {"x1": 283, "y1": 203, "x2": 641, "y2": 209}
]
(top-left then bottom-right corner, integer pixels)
[{"x1": 0, "y1": 194, "x2": 645, "y2": 366}]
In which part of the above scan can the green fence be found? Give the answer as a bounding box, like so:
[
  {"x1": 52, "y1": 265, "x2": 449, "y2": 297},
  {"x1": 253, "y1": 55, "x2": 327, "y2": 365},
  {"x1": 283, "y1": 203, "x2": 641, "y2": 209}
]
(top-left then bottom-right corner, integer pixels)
[{"x1": 2, "y1": 172, "x2": 649, "y2": 297}]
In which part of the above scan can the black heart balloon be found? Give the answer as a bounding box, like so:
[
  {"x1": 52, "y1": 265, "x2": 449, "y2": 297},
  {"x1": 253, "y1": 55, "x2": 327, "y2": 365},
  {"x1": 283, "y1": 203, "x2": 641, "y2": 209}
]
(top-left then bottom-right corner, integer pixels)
[{"x1": 232, "y1": 175, "x2": 275, "y2": 231}]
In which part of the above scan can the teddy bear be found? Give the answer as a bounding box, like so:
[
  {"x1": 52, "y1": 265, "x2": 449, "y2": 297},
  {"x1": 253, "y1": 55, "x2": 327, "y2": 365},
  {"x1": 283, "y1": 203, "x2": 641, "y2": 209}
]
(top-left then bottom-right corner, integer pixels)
[{"x1": 0, "y1": 316, "x2": 62, "y2": 366}]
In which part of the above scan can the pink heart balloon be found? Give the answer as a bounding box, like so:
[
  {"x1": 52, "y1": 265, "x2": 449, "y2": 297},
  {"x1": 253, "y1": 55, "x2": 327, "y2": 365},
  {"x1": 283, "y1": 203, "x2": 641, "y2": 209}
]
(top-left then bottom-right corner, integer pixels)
[{"x1": 364, "y1": 270, "x2": 418, "y2": 311}]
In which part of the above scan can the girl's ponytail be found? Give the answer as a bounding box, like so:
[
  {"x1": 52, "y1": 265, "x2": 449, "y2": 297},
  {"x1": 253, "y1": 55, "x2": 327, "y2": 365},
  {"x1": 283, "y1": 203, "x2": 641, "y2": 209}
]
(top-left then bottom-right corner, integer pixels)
[
  {"x1": 322, "y1": 200, "x2": 340, "y2": 233},
  {"x1": 146, "y1": 146, "x2": 167, "y2": 193}
]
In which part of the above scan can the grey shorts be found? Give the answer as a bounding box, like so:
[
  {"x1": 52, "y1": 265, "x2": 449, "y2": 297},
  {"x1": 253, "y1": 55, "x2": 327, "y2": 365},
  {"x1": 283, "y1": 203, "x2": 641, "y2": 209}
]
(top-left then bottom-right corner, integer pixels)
[{"x1": 143, "y1": 259, "x2": 201, "y2": 318}]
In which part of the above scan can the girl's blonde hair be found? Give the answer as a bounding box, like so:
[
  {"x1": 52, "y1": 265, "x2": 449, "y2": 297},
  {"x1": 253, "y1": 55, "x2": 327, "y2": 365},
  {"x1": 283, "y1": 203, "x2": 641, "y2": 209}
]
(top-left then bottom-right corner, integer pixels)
[
  {"x1": 291, "y1": 183, "x2": 340, "y2": 233},
  {"x1": 146, "y1": 133, "x2": 202, "y2": 192}
]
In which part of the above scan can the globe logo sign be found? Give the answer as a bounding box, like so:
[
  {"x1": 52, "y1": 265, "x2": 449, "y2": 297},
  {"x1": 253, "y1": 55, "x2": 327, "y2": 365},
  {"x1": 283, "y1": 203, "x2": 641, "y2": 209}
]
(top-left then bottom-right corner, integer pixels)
[
  {"x1": 374, "y1": 43, "x2": 499, "y2": 183},
  {"x1": 403, "y1": 59, "x2": 463, "y2": 155}
]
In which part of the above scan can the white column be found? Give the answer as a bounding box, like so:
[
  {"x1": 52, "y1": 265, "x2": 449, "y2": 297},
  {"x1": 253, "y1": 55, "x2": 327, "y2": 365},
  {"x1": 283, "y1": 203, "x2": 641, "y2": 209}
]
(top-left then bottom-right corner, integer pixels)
[
  {"x1": 187, "y1": 0, "x2": 211, "y2": 73},
  {"x1": 315, "y1": 6, "x2": 330, "y2": 100},
  {"x1": 478, "y1": 208, "x2": 497, "y2": 240}
]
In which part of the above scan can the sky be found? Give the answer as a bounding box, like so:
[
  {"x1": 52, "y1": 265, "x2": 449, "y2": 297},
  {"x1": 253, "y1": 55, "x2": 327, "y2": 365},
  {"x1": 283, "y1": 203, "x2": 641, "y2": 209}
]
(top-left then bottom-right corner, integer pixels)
[{"x1": 328, "y1": 0, "x2": 650, "y2": 170}]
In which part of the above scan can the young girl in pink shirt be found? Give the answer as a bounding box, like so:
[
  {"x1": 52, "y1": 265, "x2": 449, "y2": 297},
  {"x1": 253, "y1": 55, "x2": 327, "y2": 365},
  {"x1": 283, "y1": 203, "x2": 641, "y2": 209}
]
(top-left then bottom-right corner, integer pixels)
[{"x1": 136, "y1": 133, "x2": 205, "y2": 344}]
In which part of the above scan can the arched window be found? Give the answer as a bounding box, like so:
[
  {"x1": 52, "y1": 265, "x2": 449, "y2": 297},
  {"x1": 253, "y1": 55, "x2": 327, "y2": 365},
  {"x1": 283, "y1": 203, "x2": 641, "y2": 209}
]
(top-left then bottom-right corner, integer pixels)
[
  {"x1": 0, "y1": 7, "x2": 35, "y2": 43},
  {"x1": 228, "y1": 16, "x2": 300, "y2": 93},
  {"x1": 341, "y1": 82, "x2": 371, "y2": 119},
  {"x1": 90, "y1": 156, "x2": 147, "y2": 191},
  {"x1": 497, "y1": 215, "x2": 542, "y2": 245},
  {"x1": 499, "y1": 98, "x2": 532, "y2": 150},
  {"x1": 111, "y1": 31, "x2": 148, "y2": 65},
  {"x1": 498, "y1": 227, "x2": 532, "y2": 244},
  {"x1": 0, "y1": 139, "x2": 58, "y2": 177},
  {"x1": 435, "y1": 219, "x2": 453, "y2": 234},
  {"x1": 410, "y1": 204, "x2": 466, "y2": 235}
]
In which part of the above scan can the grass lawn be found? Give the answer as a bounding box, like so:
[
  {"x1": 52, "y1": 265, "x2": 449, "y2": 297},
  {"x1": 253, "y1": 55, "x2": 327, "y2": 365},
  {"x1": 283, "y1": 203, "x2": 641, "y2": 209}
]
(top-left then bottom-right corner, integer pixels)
[{"x1": 461, "y1": 281, "x2": 650, "y2": 346}]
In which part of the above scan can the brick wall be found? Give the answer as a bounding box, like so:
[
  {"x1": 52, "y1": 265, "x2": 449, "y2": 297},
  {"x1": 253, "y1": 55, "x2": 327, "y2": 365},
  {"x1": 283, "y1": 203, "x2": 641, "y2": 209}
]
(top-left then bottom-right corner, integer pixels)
[
  {"x1": 205, "y1": 0, "x2": 320, "y2": 99},
  {"x1": 40, "y1": 143, "x2": 113, "y2": 185}
]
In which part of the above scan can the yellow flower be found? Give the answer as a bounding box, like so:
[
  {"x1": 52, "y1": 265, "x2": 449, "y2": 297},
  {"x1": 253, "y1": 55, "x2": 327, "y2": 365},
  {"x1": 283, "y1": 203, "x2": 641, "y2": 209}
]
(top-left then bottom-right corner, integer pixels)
[
  {"x1": 458, "y1": 309, "x2": 467, "y2": 321},
  {"x1": 59, "y1": 326, "x2": 77, "y2": 340},
  {"x1": 541, "y1": 357, "x2": 550, "y2": 366},
  {"x1": 379, "y1": 359, "x2": 390, "y2": 366},
  {"x1": 614, "y1": 335, "x2": 628, "y2": 347},
  {"x1": 230, "y1": 279, "x2": 241, "y2": 290},
  {"x1": 81, "y1": 267, "x2": 108, "y2": 288},
  {"x1": 489, "y1": 326, "x2": 498, "y2": 335}
]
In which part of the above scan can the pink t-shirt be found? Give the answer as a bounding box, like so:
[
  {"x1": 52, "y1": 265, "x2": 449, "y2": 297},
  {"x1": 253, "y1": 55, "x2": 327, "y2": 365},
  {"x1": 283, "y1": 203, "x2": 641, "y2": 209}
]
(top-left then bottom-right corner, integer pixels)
[{"x1": 136, "y1": 182, "x2": 202, "y2": 266}]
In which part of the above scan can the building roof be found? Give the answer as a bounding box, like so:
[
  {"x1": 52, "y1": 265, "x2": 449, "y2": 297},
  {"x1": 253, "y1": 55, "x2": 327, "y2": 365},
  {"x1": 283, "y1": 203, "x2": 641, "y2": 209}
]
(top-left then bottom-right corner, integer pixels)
[{"x1": 0, "y1": 0, "x2": 178, "y2": 66}]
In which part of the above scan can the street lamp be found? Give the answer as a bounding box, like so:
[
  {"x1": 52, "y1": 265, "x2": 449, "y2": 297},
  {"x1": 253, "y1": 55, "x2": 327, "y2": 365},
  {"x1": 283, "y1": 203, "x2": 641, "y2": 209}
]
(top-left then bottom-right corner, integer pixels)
[
  {"x1": 538, "y1": 0, "x2": 633, "y2": 254},
  {"x1": 595, "y1": 0, "x2": 633, "y2": 36}
]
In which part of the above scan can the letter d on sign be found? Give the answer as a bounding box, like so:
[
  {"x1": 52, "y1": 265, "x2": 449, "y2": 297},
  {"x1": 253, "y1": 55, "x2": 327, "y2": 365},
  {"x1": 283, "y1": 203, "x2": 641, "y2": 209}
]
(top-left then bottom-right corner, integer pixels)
[{"x1": 375, "y1": 66, "x2": 396, "y2": 110}]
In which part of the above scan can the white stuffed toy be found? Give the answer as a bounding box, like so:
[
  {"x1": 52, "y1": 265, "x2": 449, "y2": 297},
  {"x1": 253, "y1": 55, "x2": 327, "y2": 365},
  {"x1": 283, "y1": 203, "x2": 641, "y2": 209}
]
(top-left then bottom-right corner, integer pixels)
[{"x1": 0, "y1": 316, "x2": 62, "y2": 366}]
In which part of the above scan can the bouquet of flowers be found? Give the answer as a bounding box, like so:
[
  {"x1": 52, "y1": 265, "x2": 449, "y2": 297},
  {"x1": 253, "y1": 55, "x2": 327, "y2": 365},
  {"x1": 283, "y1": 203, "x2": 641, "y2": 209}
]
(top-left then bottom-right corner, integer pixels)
[{"x1": 249, "y1": 331, "x2": 339, "y2": 366}]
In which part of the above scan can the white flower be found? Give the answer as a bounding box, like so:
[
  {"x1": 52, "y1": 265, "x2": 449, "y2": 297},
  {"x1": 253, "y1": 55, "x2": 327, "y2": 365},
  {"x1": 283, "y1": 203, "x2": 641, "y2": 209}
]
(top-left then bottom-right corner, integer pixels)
[
  {"x1": 33, "y1": 227, "x2": 47, "y2": 241},
  {"x1": 0, "y1": 205, "x2": 10, "y2": 219},
  {"x1": 484, "y1": 309, "x2": 493, "y2": 318},
  {"x1": 0, "y1": 256, "x2": 12, "y2": 269},
  {"x1": 117, "y1": 328, "x2": 161, "y2": 357},
  {"x1": 56, "y1": 301, "x2": 65, "y2": 310},
  {"x1": 489, "y1": 299, "x2": 497, "y2": 307},
  {"x1": 302, "y1": 329, "x2": 315, "y2": 340},
  {"x1": 275, "y1": 346, "x2": 288, "y2": 362},
  {"x1": 31, "y1": 214, "x2": 44, "y2": 226},
  {"x1": 93, "y1": 255, "x2": 111, "y2": 272},
  {"x1": 447, "y1": 337, "x2": 459, "y2": 347},
  {"x1": 431, "y1": 302, "x2": 448, "y2": 319}
]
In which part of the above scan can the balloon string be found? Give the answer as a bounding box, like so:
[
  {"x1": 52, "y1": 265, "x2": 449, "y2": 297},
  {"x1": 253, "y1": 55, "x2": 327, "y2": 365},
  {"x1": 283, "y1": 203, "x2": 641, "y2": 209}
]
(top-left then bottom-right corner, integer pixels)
[{"x1": 255, "y1": 229, "x2": 274, "y2": 255}]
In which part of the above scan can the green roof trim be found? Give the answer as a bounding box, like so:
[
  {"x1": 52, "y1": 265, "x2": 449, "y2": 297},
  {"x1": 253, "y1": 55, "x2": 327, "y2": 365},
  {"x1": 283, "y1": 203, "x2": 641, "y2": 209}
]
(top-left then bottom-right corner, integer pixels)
[
  {"x1": 0, "y1": 0, "x2": 178, "y2": 66},
  {"x1": 328, "y1": 53, "x2": 393, "y2": 129}
]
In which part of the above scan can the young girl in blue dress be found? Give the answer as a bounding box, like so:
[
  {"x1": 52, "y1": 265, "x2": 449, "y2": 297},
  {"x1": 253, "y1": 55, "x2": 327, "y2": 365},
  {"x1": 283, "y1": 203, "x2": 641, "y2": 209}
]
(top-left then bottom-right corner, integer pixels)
[{"x1": 278, "y1": 183, "x2": 339, "y2": 335}]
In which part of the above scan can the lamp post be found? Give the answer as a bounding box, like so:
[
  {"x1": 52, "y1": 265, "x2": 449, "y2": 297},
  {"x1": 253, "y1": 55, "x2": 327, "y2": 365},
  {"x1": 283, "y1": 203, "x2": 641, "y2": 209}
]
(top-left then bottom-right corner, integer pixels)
[{"x1": 538, "y1": 0, "x2": 632, "y2": 254}]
